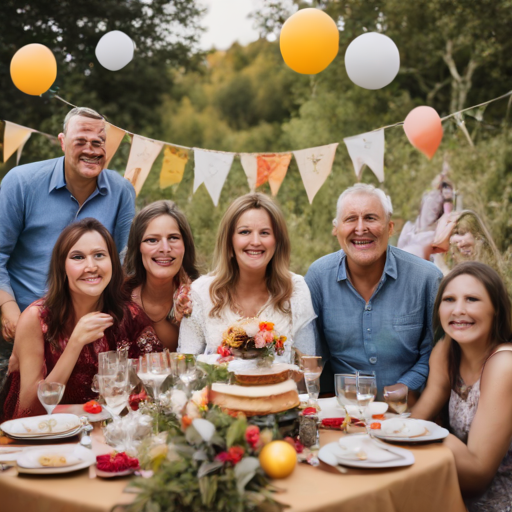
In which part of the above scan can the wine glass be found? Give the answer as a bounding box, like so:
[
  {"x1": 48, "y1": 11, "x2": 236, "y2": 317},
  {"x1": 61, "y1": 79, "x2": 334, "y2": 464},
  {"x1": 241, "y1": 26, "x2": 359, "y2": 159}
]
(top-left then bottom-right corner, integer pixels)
[
  {"x1": 137, "y1": 352, "x2": 171, "y2": 401},
  {"x1": 334, "y1": 373, "x2": 358, "y2": 418},
  {"x1": 300, "y1": 356, "x2": 324, "y2": 405},
  {"x1": 97, "y1": 365, "x2": 130, "y2": 419},
  {"x1": 384, "y1": 385, "x2": 409, "y2": 417},
  {"x1": 176, "y1": 354, "x2": 198, "y2": 397},
  {"x1": 356, "y1": 371, "x2": 377, "y2": 433},
  {"x1": 37, "y1": 381, "x2": 65, "y2": 415}
]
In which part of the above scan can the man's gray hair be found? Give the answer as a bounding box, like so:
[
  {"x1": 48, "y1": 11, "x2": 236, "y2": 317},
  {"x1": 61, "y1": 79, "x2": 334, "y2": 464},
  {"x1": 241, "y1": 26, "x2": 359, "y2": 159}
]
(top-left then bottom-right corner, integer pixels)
[
  {"x1": 333, "y1": 183, "x2": 393, "y2": 226},
  {"x1": 63, "y1": 107, "x2": 104, "y2": 134}
]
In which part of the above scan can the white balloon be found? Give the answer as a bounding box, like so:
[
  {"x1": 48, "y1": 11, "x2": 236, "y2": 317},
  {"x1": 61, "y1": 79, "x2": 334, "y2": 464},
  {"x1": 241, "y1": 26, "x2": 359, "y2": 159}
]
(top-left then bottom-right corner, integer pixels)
[
  {"x1": 95, "y1": 30, "x2": 134, "y2": 71},
  {"x1": 345, "y1": 32, "x2": 400, "y2": 90}
]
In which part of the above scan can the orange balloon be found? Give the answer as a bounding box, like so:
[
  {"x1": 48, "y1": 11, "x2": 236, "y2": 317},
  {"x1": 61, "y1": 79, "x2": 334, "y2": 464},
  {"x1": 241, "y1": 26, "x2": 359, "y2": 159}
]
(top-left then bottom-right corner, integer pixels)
[
  {"x1": 403, "y1": 106, "x2": 443, "y2": 159},
  {"x1": 10, "y1": 44, "x2": 57, "y2": 96},
  {"x1": 280, "y1": 8, "x2": 339, "y2": 75}
]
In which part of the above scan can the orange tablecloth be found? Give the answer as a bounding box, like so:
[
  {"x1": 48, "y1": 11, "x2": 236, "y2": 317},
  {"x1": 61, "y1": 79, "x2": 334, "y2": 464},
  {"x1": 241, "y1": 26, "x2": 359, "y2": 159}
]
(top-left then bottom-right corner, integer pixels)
[{"x1": 0, "y1": 429, "x2": 465, "y2": 512}]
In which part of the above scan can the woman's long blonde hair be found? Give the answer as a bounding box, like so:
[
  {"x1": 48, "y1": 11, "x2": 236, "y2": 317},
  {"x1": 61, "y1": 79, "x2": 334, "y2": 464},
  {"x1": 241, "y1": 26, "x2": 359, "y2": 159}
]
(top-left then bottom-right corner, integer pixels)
[{"x1": 209, "y1": 193, "x2": 292, "y2": 317}]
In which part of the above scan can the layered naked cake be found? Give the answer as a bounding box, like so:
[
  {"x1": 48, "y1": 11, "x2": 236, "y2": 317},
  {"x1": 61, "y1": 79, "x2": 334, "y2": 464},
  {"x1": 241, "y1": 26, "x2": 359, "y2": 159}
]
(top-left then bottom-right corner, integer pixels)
[{"x1": 209, "y1": 363, "x2": 300, "y2": 416}]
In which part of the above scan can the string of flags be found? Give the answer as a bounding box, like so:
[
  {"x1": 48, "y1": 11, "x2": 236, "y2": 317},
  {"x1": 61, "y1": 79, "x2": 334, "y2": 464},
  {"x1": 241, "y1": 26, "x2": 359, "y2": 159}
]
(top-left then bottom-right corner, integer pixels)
[{"x1": 2, "y1": 90, "x2": 511, "y2": 206}]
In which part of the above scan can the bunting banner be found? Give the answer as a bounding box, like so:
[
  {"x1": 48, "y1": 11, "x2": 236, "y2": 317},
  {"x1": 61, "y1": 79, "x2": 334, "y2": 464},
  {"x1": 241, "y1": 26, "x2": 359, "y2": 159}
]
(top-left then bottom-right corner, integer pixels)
[
  {"x1": 193, "y1": 149, "x2": 234, "y2": 206},
  {"x1": 105, "y1": 123, "x2": 127, "y2": 167},
  {"x1": 124, "y1": 135, "x2": 164, "y2": 196},
  {"x1": 256, "y1": 153, "x2": 292, "y2": 196},
  {"x1": 240, "y1": 153, "x2": 258, "y2": 192},
  {"x1": 3, "y1": 121, "x2": 34, "y2": 163},
  {"x1": 344, "y1": 129, "x2": 385, "y2": 182},
  {"x1": 159, "y1": 145, "x2": 189, "y2": 189},
  {"x1": 293, "y1": 143, "x2": 338, "y2": 204}
]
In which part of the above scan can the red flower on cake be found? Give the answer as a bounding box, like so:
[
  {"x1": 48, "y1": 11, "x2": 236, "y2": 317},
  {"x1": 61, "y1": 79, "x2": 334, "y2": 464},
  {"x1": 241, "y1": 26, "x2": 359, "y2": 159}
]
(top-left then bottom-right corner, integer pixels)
[{"x1": 245, "y1": 425, "x2": 260, "y2": 450}]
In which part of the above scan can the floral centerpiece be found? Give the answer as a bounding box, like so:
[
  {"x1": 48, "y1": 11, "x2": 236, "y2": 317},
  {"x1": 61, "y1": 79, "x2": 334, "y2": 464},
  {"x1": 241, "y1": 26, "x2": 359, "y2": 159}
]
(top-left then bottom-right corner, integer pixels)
[{"x1": 217, "y1": 318, "x2": 286, "y2": 361}]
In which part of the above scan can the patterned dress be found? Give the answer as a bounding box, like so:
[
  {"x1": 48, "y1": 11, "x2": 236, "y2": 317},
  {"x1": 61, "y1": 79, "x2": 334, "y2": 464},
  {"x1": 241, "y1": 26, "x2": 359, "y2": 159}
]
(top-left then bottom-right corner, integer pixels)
[
  {"x1": 449, "y1": 349, "x2": 512, "y2": 512},
  {"x1": 2, "y1": 300, "x2": 162, "y2": 421}
]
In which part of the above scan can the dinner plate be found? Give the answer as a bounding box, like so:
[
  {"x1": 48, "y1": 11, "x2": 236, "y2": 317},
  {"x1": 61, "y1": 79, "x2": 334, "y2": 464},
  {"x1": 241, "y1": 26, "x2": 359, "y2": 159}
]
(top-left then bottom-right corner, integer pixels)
[
  {"x1": 16, "y1": 444, "x2": 95, "y2": 474},
  {"x1": 5, "y1": 427, "x2": 83, "y2": 441},
  {"x1": 1, "y1": 414, "x2": 82, "y2": 440},
  {"x1": 318, "y1": 439, "x2": 415, "y2": 469},
  {"x1": 314, "y1": 397, "x2": 397, "y2": 421},
  {"x1": 54, "y1": 404, "x2": 111, "y2": 422},
  {"x1": 371, "y1": 419, "x2": 449, "y2": 443}
]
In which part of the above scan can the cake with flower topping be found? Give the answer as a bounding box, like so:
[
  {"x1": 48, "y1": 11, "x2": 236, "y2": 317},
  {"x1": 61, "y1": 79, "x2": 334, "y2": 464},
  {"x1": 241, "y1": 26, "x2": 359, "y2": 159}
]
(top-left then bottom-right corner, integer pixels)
[{"x1": 210, "y1": 319, "x2": 299, "y2": 416}]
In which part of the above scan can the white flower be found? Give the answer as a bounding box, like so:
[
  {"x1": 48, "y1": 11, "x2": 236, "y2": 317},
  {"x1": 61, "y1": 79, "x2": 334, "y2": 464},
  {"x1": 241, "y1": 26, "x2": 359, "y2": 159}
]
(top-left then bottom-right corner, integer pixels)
[
  {"x1": 185, "y1": 400, "x2": 202, "y2": 419},
  {"x1": 244, "y1": 318, "x2": 261, "y2": 337},
  {"x1": 192, "y1": 419, "x2": 216, "y2": 442},
  {"x1": 170, "y1": 389, "x2": 188, "y2": 415}
]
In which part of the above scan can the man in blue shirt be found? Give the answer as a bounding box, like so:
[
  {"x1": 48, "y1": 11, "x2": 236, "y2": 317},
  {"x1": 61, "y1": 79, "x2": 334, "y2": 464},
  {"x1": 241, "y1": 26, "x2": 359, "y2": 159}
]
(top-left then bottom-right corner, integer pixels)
[
  {"x1": 0, "y1": 107, "x2": 135, "y2": 352},
  {"x1": 305, "y1": 184, "x2": 442, "y2": 400}
]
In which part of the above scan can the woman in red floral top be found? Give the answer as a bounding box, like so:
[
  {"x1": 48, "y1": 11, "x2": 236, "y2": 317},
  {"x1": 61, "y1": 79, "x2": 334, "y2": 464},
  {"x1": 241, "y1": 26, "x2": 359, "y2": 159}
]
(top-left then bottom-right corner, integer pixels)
[{"x1": 2, "y1": 218, "x2": 162, "y2": 421}]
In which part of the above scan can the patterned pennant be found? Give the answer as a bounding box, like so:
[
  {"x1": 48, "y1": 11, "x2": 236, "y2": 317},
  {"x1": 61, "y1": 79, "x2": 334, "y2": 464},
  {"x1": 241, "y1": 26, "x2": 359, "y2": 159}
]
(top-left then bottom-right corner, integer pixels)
[
  {"x1": 293, "y1": 143, "x2": 338, "y2": 204},
  {"x1": 3, "y1": 121, "x2": 34, "y2": 163},
  {"x1": 343, "y1": 129, "x2": 385, "y2": 182},
  {"x1": 193, "y1": 148, "x2": 234, "y2": 206},
  {"x1": 105, "y1": 123, "x2": 127, "y2": 167},
  {"x1": 124, "y1": 135, "x2": 163, "y2": 196},
  {"x1": 256, "y1": 153, "x2": 292, "y2": 196},
  {"x1": 159, "y1": 145, "x2": 189, "y2": 189}
]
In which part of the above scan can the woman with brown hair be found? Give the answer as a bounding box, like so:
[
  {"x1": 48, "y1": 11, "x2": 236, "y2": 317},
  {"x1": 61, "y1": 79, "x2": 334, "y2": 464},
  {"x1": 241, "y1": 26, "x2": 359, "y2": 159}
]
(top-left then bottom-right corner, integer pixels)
[
  {"x1": 412, "y1": 262, "x2": 512, "y2": 511},
  {"x1": 124, "y1": 200, "x2": 199, "y2": 351},
  {"x1": 178, "y1": 193, "x2": 316, "y2": 360},
  {"x1": 2, "y1": 218, "x2": 161, "y2": 421}
]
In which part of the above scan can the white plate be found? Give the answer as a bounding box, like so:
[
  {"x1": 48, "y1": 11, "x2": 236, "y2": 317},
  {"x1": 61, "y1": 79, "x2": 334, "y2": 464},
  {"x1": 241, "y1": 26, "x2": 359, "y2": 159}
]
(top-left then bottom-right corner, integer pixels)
[
  {"x1": 54, "y1": 404, "x2": 111, "y2": 422},
  {"x1": 0, "y1": 447, "x2": 29, "y2": 463},
  {"x1": 4, "y1": 426, "x2": 83, "y2": 441},
  {"x1": 16, "y1": 444, "x2": 95, "y2": 474},
  {"x1": 1, "y1": 414, "x2": 81, "y2": 438},
  {"x1": 95, "y1": 467, "x2": 135, "y2": 478},
  {"x1": 371, "y1": 419, "x2": 449, "y2": 443},
  {"x1": 318, "y1": 439, "x2": 415, "y2": 469}
]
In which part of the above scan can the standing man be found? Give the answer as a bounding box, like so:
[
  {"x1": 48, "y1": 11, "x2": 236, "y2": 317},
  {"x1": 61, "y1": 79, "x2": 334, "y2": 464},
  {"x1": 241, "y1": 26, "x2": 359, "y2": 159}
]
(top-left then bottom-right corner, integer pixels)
[
  {"x1": 0, "y1": 107, "x2": 135, "y2": 367},
  {"x1": 305, "y1": 184, "x2": 442, "y2": 400}
]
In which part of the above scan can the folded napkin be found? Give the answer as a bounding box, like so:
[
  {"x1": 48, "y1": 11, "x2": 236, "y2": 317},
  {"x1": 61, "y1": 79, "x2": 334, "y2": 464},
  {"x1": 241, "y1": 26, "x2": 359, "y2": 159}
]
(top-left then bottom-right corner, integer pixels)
[
  {"x1": 9, "y1": 414, "x2": 80, "y2": 435},
  {"x1": 17, "y1": 445, "x2": 83, "y2": 469},
  {"x1": 380, "y1": 419, "x2": 428, "y2": 438},
  {"x1": 336, "y1": 436, "x2": 401, "y2": 463}
]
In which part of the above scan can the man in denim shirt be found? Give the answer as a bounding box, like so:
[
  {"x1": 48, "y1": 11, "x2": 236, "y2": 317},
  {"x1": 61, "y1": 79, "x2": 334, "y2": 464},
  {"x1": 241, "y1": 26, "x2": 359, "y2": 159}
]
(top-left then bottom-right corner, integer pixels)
[
  {"x1": 305, "y1": 184, "x2": 442, "y2": 400},
  {"x1": 0, "y1": 107, "x2": 135, "y2": 367}
]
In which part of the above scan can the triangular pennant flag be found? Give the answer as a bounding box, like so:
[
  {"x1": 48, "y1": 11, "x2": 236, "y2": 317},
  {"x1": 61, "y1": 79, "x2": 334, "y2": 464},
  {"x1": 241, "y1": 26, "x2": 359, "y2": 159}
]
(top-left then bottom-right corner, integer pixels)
[
  {"x1": 193, "y1": 148, "x2": 234, "y2": 206},
  {"x1": 240, "y1": 153, "x2": 257, "y2": 192},
  {"x1": 3, "y1": 121, "x2": 34, "y2": 163},
  {"x1": 256, "y1": 153, "x2": 292, "y2": 196},
  {"x1": 293, "y1": 143, "x2": 338, "y2": 204},
  {"x1": 124, "y1": 135, "x2": 163, "y2": 196},
  {"x1": 105, "y1": 123, "x2": 127, "y2": 167},
  {"x1": 160, "y1": 145, "x2": 189, "y2": 189},
  {"x1": 344, "y1": 129, "x2": 385, "y2": 182}
]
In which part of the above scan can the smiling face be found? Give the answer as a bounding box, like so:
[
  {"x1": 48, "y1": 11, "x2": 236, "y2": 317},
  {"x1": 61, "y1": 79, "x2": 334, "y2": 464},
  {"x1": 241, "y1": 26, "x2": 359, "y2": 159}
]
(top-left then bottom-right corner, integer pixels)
[
  {"x1": 232, "y1": 208, "x2": 276, "y2": 275},
  {"x1": 65, "y1": 230, "x2": 112, "y2": 298},
  {"x1": 58, "y1": 115, "x2": 106, "y2": 182},
  {"x1": 334, "y1": 193, "x2": 394, "y2": 269},
  {"x1": 140, "y1": 215, "x2": 185, "y2": 281},
  {"x1": 439, "y1": 274, "x2": 495, "y2": 347}
]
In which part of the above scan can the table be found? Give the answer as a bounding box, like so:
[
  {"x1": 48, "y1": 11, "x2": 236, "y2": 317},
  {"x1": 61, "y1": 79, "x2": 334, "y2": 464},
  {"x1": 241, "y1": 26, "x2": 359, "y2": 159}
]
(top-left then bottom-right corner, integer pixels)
[{"x1": 0, "y1": 428, "x2": 465, "y2": 512}]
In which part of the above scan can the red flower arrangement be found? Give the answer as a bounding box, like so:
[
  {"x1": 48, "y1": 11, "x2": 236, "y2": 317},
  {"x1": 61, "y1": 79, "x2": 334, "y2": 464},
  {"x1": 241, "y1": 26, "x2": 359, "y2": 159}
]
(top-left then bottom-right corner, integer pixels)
[
  {"x1": 215, "y1": 446, "x2": 245, "y2": 465},
  {"x1": 96, "y1": 452, "x2": 140, "y2": 472}
]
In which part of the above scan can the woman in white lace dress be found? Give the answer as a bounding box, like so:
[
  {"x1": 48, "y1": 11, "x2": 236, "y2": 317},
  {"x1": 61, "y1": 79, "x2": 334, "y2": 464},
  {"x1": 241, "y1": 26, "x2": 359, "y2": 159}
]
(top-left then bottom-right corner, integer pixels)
[
  {"x1": 412, "y1": 262, "x2": 512, "y2": 511},
  {"x1": 178, "y1": 193, "x2": 317, "y2": 361}
]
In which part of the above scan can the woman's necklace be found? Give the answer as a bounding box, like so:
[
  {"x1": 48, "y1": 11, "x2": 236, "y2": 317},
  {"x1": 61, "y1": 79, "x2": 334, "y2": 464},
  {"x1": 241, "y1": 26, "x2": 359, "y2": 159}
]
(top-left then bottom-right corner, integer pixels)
[{"x1": 140, "y1": 285, "x2": 174, "y2": 324}]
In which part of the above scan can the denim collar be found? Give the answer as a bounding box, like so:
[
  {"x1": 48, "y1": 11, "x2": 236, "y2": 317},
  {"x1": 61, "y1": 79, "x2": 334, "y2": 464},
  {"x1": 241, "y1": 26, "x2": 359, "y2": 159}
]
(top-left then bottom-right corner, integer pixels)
[
  {"x1": 337, "y1": 245, "x2": 398, "y2": 282},
  {"x1": 48, "y1": 157, "x2": 109, "y2": 195}
]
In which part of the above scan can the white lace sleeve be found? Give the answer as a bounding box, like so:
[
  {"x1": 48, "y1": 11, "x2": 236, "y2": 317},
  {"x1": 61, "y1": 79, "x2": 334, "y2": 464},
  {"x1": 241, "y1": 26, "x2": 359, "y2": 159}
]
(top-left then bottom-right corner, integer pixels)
[
  {"x1": 289, "y1": 274, "x2": 317, "y2": 355},
  {"x1": 177, "y1": 288, "x2": 207, "y2": 354}
]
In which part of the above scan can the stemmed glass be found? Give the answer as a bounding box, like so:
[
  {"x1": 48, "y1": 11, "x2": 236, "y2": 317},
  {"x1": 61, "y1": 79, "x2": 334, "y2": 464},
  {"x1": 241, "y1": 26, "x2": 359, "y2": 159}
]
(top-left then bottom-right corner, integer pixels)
[
  {"x1": 300, "y1": 356, "x2": 324, "y2": 405},
  {"x1": 384, "y1": 385, "x2": 409, "y2": 417},
  {"x1": 334, "y1": 373, "x2": 358, "y2": 419},
  {"x1": 356, "y1": 371, "x2": 377, "y2": 433},
  {"x1": 37, "y1": 381, "x2": 65, "y2": 415},
  {"x1": 97, "y1": 365, "x2": 130, "y2": 419},
  {"x1": 176, "y1": 354, "x2": 198, "y2": 398},
  {"x1": 137, "y1": 352, "x2": 171, "y2": 401}
]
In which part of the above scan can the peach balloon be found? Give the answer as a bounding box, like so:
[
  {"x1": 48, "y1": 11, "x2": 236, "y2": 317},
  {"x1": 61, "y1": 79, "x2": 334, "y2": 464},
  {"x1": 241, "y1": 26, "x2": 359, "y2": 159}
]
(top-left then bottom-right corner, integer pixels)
[
  {"x1": 403, "y1": 106, "x2": 443, "y2": 159},
  {"x1": 280, "y1": 8, "x2": 339, "y2": 75},
  {"x1": 10, "y1": 44, "x2": 57, "y2": 96}
]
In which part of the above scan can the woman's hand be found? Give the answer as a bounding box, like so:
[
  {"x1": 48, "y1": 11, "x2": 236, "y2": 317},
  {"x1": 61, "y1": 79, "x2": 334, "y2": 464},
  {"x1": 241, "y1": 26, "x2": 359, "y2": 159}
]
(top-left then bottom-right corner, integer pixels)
[
  {"x1": 173, "y1": 285, "x2": 193, "y2": 324},
  {"x1": 69, "y1": 312, "x2": 114, "y2": 347}
]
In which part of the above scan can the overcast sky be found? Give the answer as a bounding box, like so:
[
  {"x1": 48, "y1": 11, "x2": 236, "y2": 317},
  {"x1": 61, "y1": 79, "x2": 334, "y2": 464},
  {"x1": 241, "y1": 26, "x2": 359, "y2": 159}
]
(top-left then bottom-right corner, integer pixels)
[{"x1": 198, "y1": 0, "x2": 261, "y2": 50}]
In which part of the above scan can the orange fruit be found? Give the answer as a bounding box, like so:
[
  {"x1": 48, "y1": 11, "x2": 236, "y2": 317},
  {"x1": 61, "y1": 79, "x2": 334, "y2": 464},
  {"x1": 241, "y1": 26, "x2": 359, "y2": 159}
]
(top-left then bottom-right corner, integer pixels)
[{"x1": 258, "y1": 440, "x2": 297, "y2": 479}]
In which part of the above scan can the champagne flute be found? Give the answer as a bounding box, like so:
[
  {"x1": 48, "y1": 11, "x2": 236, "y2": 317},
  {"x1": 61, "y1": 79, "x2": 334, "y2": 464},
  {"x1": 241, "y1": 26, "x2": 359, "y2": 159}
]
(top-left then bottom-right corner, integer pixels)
[
  {"x1": 300, "y1": 356, "x2": 324, "y2": 405},
  {"x1": 37, "y1": 381, "x2": 65, "y2": 415},
  {"x1": 176, "y1": 354, "x2": 198, "y2": 398},
  {"x1": 356, "y1": 371, "x2": 377, "y2": 433}
]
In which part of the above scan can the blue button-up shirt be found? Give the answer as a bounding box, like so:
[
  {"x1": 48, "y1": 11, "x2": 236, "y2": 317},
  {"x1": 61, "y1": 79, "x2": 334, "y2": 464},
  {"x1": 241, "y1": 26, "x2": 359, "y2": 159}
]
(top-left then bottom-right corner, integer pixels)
[
  {"x1": 305, "y1": 246, "x2": 443, "y2": 396},
  {"x1": 0, "y1": 156, "x2": 136, "y2": 311}
]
